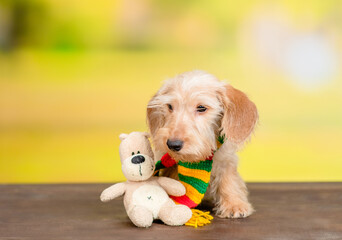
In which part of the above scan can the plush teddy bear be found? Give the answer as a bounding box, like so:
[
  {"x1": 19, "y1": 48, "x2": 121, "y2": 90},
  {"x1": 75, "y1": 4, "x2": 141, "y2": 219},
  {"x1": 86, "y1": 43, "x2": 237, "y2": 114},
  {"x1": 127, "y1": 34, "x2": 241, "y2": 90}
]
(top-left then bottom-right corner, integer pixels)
[{"x1": 100, "y1": 131, "x2": 192, "y2": 228}]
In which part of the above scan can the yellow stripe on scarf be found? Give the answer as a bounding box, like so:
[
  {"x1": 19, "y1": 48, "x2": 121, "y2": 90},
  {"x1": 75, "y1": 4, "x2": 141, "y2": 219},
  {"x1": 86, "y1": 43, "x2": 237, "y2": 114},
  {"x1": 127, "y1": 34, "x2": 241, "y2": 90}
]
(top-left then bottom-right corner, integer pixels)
[
  {"x1": 179, "y1": 181, "x2": 204, "y2": 205},
  {"x1": 177, "y1": 165, "x2": 211, "y2": 183}
]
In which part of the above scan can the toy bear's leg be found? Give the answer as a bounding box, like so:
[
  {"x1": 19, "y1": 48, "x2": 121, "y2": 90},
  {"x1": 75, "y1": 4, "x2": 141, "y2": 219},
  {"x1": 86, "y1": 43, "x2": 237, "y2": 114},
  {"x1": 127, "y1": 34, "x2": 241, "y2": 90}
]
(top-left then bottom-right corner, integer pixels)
[
  {"x1": 158, "y1": 199, "x2": 192, "y2": 226},
  {"x1": 127, "y1": 206, "x2": 153, "y2": 228}
]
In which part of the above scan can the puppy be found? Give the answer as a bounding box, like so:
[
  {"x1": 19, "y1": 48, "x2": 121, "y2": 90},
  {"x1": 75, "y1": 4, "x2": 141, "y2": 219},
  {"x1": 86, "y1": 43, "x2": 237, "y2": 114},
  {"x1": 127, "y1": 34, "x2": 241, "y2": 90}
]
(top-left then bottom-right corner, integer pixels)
[{"x1": 146, "y1": 70, "x2": 258, "y2": 218}]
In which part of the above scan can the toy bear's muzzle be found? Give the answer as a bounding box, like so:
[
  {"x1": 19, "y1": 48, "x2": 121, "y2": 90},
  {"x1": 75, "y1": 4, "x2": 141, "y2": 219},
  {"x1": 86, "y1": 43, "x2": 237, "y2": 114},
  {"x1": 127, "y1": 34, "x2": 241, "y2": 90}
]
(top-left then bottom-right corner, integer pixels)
[{"x1": 122, "y1": 154, "x2": 155, "y2": 181}]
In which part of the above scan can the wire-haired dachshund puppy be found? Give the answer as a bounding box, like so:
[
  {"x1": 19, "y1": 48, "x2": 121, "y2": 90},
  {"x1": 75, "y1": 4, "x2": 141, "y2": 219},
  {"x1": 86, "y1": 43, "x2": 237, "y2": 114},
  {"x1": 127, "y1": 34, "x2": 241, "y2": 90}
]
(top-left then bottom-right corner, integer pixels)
[{"x1": 147, "y1": 70, "x2": 258, "y2": 218}]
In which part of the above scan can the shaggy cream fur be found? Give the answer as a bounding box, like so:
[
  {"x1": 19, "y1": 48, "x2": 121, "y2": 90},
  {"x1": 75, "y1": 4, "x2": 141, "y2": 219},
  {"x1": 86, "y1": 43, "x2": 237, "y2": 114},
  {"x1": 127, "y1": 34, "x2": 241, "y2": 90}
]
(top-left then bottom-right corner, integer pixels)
[{"x1": 147, "y1": 70, "x2": 258, "y2": 218}]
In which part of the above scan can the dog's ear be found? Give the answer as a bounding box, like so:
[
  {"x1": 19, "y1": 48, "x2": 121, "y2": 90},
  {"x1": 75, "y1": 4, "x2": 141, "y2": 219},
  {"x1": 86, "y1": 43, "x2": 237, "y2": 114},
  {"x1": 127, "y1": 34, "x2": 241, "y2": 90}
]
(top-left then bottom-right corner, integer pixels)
[
  {"x1": 218, "y1": 84, "x2": 258, "y2": 147},
  {"x1": 146, "y1": 93, "x2": 165, "y2": 138}
]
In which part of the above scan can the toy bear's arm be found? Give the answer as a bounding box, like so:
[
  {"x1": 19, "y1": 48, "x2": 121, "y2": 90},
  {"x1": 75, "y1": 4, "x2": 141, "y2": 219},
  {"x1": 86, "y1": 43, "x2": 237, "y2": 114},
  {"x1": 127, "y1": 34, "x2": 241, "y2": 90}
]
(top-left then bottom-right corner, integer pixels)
[
  {"x1": 157, "y1": 177, "x2": 186, "y2": 197},
  {"x1": 100, "y1": 182, "x2": 126, "y2": 202}
]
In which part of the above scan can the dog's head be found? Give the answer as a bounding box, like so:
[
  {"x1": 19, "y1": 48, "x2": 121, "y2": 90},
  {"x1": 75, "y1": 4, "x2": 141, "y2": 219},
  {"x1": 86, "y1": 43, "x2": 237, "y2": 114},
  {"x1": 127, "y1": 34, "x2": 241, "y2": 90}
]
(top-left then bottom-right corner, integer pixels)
[{"x1": 147, "y1": 70, "x2": 258, "y2": 162}]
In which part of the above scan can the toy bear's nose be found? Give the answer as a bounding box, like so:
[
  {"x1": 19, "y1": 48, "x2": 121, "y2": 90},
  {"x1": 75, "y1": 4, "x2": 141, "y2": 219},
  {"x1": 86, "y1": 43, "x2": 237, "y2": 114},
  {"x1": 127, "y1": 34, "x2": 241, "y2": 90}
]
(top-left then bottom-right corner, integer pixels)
[
  {"x1": 131, "y1": 155, "x2": 145, "y2": 164},
  {"x1": 167, "y1": 139, "x2": 183, "y2": 152}
]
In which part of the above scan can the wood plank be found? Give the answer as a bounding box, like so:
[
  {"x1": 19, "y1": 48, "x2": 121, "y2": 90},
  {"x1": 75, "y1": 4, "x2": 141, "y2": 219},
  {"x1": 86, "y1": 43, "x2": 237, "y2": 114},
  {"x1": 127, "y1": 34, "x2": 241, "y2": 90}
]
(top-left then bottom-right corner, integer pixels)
[{"x1": 0, "y1": 183, "x2": 341, "y2": 240}]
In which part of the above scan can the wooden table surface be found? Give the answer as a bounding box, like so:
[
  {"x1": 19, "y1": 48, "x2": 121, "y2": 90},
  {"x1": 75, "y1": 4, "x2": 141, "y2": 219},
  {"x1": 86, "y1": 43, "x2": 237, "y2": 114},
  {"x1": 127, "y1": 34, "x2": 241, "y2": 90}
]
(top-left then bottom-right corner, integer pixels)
[{"x1": 1, "y1": 183, "x2": 341, "y2": 240}]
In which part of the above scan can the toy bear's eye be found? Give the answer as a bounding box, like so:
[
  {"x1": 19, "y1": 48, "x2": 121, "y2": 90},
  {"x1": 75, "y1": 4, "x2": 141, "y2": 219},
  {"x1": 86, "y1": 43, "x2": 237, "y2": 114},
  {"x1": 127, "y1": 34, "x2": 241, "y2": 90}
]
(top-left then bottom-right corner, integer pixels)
[
  {"x1": 131, "y1": 152, "x2": 134, "y2": 156},
  {"x1": 137, "y1": 151, "x2": 140, "y2": 154}
]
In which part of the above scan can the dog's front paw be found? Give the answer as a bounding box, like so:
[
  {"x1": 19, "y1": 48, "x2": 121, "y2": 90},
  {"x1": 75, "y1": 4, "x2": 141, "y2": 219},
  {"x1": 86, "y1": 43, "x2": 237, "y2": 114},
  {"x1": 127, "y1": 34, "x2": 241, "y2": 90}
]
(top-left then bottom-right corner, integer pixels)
[{"x1": 215, "y1": 200, "x2": 254, "y2": 218}]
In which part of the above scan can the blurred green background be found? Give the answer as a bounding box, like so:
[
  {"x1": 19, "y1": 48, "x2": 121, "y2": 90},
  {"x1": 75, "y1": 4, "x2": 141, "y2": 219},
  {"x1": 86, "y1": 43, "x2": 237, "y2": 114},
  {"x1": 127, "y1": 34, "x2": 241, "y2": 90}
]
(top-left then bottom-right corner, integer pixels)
[{"x1": 0, "y1": 0, "x2": 341, "y2": 183}]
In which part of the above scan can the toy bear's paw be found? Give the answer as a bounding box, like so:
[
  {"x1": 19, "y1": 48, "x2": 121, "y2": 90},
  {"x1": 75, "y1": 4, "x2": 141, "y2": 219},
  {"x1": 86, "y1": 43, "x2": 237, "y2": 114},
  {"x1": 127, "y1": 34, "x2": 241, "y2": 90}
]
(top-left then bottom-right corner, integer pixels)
[
  {"x1": 215, "y1": 200, "x2": 254, "y2": 219},
  {"x1": 159, "y1": 202, "x2": 192, "y2": 226},
  {"x1": 100, "y1": 189, "x2": 113, "y2": 202},
  {"x1": 128, "y1": 206, "x2": 153, "y2": 228}
]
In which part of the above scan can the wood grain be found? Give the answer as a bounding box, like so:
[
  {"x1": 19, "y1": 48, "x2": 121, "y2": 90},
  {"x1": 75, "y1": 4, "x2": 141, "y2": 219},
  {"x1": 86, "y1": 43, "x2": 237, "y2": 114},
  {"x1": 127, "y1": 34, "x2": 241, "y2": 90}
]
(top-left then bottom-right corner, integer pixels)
[{"x1": 0, "y1": 183, "x2": 341, "y2": 240}]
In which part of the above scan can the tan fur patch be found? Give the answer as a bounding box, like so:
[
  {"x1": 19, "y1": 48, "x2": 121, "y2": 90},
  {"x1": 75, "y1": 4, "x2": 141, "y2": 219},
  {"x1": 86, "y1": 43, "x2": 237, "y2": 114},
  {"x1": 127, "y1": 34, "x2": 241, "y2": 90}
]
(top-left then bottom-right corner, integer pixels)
[{"x1": 219, "y1": 84, "x2": 259, "y2": 146}]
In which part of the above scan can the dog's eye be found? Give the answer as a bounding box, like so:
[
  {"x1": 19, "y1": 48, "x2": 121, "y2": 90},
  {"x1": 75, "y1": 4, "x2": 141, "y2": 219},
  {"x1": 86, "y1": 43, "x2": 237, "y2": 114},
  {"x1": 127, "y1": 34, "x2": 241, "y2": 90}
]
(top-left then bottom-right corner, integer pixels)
[
  {"x1": 167, "y1": 104, "x2": 173, "y2": 112},
  {"x1": 197, "y1": 105, "x2": 207, "y2": 113},
  {"x1": 131, "y1": 152, "x2": 134, "y2": 156},
  {"x1": 137, "y1": 151, "x2": 140, "y2": 154}
]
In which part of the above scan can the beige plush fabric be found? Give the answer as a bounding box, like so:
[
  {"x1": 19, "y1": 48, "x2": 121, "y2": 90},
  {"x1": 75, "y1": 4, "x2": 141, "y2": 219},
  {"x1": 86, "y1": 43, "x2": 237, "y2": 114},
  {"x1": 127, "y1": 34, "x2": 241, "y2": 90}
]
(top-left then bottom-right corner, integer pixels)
[{"x1": 100, "y1": 132, "x2": 192, "y2": 227}]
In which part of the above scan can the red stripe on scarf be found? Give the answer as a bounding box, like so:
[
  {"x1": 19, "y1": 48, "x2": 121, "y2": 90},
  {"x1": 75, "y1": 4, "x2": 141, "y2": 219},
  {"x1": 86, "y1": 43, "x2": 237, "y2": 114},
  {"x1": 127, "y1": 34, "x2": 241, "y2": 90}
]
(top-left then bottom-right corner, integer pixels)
[{"x1": 170, "y1": 195, "x2": 198, "y2": 208}]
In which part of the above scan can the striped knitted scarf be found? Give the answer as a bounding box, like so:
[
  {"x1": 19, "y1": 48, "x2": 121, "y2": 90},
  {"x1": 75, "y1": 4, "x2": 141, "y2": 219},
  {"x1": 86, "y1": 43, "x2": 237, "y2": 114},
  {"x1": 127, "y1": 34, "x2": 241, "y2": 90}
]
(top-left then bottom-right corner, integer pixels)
[{"x1": 154, "y1": 153, "x2": 214, "y2": 208}]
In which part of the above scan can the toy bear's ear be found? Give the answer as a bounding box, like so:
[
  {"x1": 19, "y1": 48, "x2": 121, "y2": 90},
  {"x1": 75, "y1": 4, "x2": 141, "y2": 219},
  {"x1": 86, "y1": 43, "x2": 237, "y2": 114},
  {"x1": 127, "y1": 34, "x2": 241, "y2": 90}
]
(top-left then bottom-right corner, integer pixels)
[
  {"x1": 142, "y1": 132, "x2": 150, "y2": 138},
  {"x1": 119, "y1": 133, "x2": 128, "y2": 141}
]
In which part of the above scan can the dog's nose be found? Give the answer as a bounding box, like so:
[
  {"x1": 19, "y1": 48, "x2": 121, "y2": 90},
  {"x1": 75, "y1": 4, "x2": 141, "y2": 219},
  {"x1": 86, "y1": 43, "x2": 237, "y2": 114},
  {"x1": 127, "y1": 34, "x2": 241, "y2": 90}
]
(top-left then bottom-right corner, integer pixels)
[
  {"x1": 167, "y1": 139, "x2": 184, "y2": 152},
  {"x1": 131, "y1": 155, "x2": 145, "y2": 164}
]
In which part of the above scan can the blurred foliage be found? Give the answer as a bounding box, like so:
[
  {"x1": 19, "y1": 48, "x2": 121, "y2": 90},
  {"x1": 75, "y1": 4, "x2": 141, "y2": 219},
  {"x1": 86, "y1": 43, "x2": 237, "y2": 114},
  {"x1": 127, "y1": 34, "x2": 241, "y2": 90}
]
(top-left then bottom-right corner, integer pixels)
[
  {"x1": 1, "y1": 0, "x2": 341, "y2": 50},
  {"x1": 0, "y1": 0, "x2": 48, "y2": 49},
  {"x1": 0, "y1": 0, "x2": 341, "y2": 182}
]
